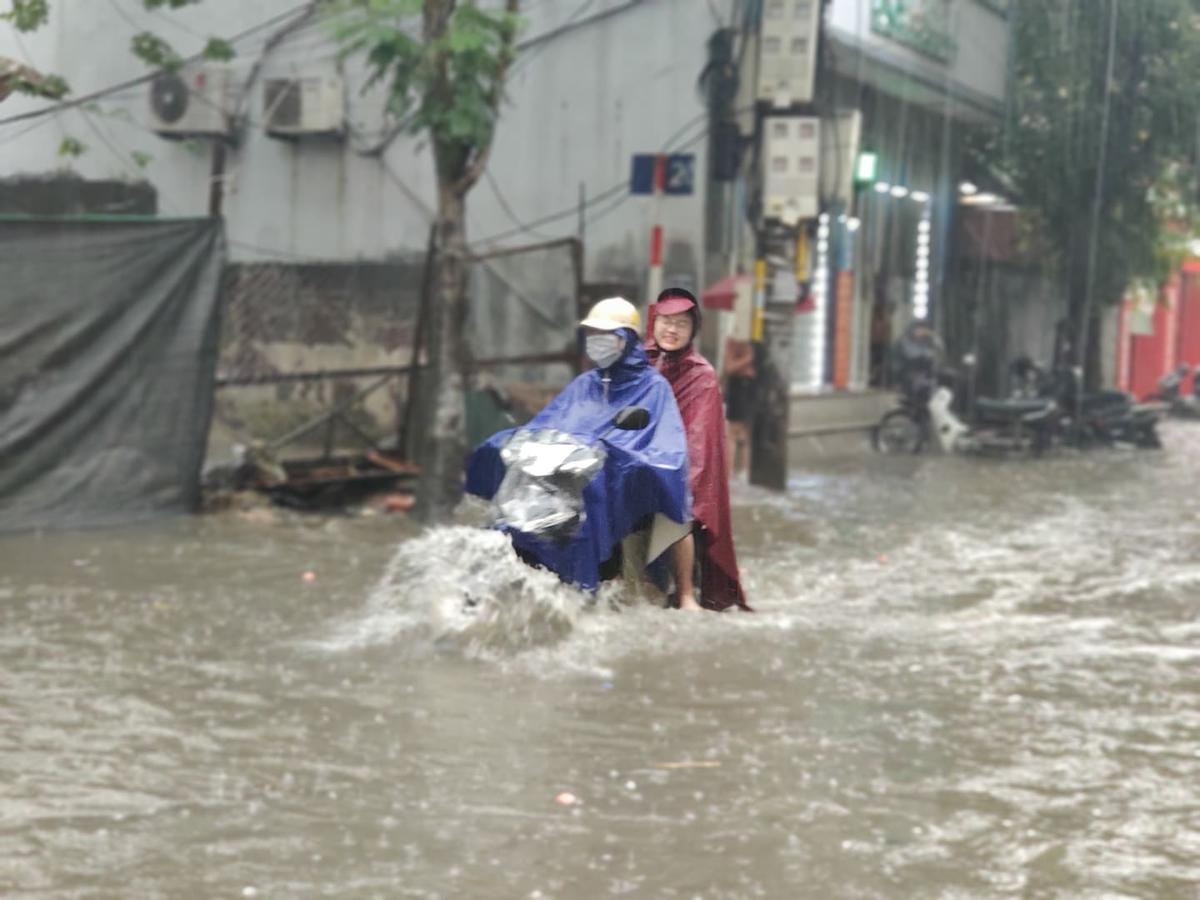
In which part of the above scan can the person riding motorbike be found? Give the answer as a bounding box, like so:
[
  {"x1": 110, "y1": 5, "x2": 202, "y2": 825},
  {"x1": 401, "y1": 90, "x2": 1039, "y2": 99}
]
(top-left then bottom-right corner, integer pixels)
[
  {"x1": 891, "y1": 321, "x2": 944, "y2": 400},
  {"x1": 464, "y1": 297, "x2": 692, "y2": 595},
  {"x1": 645, "y1": 288, "x2": 751, "y2": 612}
]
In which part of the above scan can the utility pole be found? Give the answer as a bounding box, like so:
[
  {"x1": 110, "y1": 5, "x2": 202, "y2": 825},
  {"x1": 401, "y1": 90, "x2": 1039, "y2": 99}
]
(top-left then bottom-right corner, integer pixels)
[{"x1": 742, "y1": 0, "x2": 827, "y2": 490}]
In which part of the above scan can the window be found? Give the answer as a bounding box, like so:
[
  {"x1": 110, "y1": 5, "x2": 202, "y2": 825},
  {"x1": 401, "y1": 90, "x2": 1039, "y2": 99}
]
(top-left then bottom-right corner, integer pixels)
[
  {"x1": 792, "y1": 37, "x2": 809, "y2": 55},
  {"x1": 798, "y1": 122, "x2": 816, "y2": 139},
  {"x1": 773, "y1": 121, "x2": 790, "y2": 139},
  {"x1": 772, "y1": 156, "x2": 789, "y2": 173}
]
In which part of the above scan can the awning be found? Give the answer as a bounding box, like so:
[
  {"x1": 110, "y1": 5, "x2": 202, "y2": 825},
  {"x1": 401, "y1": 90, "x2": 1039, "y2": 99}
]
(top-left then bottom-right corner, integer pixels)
[{"x1": 702, "y1": 273, "x2": 752, "y2": 311}]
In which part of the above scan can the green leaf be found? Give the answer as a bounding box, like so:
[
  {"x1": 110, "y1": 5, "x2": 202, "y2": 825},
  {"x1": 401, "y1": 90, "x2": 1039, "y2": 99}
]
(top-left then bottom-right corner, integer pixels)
[
  {"x1": 131, "y1": 150, "x2": 154, "y2": 169},
  {"x1": 13, "y1": 73, "x2": 70, "y2": 99},
  {"x1": 131, "y1": 31, "x2": 182, "y2": 70},
  {"x1": 1, "y1": 0, "x2": 50, "y2": 31},
  {"x1": 202, "y1": 37, "x2": 235, "y2": 61},
  {"x1": 330, "y1": 0, "x2": 521, "y2": 175},
  {"x1": 57, "y1": 135, "x2": 86, "y2": 158}
]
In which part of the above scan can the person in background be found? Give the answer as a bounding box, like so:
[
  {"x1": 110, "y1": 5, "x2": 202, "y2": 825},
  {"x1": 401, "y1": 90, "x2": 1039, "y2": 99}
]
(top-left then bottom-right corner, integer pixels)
[
  {"x1": 645, "y1": 287, "x2": 751, "y2": 612},
  {"x1": 722, "y1": 336, "x2": 756, "y2": 479}
]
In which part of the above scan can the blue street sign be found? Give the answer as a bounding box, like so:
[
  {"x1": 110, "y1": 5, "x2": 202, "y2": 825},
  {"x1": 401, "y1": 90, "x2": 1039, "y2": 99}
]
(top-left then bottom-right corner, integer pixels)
[
  {"x1": 630, "y1": 153, "x2": 696, "y2": 195},
  {"x1": 663, "y1": 154, "x2": 695, "y2": 195},
  {"x1": 630, "y1": 154, "x2": 656, "y2": 194}
]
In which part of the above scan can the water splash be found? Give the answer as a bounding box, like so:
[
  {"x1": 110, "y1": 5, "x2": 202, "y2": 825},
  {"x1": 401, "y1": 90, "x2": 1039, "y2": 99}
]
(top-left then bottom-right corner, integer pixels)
[{"x1": 319, "y1": 526, "x2": 589, "y2": 657}]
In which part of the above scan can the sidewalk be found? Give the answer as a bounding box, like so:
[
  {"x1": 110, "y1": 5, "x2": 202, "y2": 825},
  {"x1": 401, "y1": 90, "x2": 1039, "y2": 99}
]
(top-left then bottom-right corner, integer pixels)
[{"x1": 787, "y1": 388, "x2": 896, "y2": 462}]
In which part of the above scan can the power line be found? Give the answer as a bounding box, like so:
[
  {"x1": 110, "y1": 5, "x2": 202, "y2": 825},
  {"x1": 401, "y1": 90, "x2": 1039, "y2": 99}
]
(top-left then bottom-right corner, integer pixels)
[
  {"x1": 0, "y1": 112, "x2": 57, "y2": 149},
  {"x1": 144, "y1": 106, "x2": 714, "y2": 266},
  {"x1": 76, "y1": 107, "x2": 188, "y2": 216},
  {"x1": 509, "y1": 0, "x2": 597, "y2": 78},
  {"x1": 484, "y1": 167, "x2": 557, "y2": 240},
  {"x1": 471, "y1": 107, "x2": 715, "y2": 247},
  {"x1": 0, "y1": 4, "x2": 314, "y2": 129}
]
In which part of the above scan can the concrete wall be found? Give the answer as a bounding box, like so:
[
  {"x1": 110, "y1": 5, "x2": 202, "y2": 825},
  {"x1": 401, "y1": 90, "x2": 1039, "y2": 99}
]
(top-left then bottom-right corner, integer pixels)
[{"x1": 0, "y1": 0, "x2": 722, "y2": 290}]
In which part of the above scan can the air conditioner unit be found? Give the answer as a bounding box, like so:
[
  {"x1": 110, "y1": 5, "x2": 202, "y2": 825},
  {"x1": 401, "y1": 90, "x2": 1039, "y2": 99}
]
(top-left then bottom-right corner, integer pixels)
[
  {"x1": 148, "y1": 65, "x2": 237, "y2": 138},
  {"x1": 263, "y1": 76, "x2": 345, "y2": 138},
  {"x1": 757, "y1": 0, "x2": 821, "y2": 107},
  {"x1": 762, "y1": 115, "x2": 821, "y2": 224}
]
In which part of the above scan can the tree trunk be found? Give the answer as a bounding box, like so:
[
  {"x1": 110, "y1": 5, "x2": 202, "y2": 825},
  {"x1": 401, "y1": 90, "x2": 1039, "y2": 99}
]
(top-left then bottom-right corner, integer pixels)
[
  {"x1": 415, "y1": 184, "x2": 470, "y2": 520},
  {"x1": 410, "y1": 0, "x2": 517, "y2": 520}
]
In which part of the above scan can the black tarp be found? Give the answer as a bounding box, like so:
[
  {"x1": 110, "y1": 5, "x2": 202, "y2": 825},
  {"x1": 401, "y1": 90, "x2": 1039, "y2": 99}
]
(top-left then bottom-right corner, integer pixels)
[{"x1": 0, "y1": 217, "x2": 225, "y2": 533}]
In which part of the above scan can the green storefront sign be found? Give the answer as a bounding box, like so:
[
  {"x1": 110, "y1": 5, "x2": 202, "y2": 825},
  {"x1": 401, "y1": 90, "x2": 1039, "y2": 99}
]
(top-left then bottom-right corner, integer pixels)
[{"x1": 870, "y1": 0, "x2": 957, "y2": 63}]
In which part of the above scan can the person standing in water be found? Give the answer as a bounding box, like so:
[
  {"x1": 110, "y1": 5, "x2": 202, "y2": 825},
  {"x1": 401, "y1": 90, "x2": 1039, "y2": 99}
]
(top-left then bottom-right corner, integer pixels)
[{"x1": 645, "y1": 287, "x2": 751, "y2": 612}]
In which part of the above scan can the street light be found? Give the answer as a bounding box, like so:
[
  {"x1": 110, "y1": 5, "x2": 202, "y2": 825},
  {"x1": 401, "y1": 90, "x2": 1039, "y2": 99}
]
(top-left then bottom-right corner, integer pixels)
[
  {"x1": 913, "y1": 212, "x2": 932, "y2": 320},
  {"x1": 810, "y1": 213, "x2": 832, "y2": 388}
]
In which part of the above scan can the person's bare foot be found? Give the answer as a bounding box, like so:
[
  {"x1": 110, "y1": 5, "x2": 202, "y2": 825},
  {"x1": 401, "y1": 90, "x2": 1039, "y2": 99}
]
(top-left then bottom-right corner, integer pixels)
[{"x1": 678, "y1": 592, "x2": 702, "y2": 611}]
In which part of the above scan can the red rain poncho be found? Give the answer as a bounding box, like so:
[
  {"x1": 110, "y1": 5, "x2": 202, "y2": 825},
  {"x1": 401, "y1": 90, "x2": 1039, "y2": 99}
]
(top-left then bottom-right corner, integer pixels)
[{"x1": 646, "y1": 296, "x2": 751, "y2": 611}]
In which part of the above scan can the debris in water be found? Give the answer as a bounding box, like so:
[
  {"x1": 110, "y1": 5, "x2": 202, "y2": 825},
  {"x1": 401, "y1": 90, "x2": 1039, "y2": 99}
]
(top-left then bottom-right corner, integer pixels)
[
  {"x1": 302, "y1": 571, "x2": 317, "y2": 583},
  {"x1": 554, "y1": 791, "x2": 579, "y2": 806}
]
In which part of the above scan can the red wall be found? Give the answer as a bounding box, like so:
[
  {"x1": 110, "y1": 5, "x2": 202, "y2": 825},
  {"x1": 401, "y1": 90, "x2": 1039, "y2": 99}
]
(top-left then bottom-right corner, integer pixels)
[
  {"x1": 1176, "y1": 267, "x2": 1200, "y2": 394},
  {"x1": 1118, "y1": 266, "x2": 1200, "y2": 399},
  {"x1": 1127, "y1": 280, "x2": 1176, "y2": 400}
]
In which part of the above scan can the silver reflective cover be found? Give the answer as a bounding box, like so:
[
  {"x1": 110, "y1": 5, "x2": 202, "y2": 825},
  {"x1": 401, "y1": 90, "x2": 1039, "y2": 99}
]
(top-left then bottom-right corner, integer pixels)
[{"x1": 494, "y1": 429, "x2": 606, "y2": 540}]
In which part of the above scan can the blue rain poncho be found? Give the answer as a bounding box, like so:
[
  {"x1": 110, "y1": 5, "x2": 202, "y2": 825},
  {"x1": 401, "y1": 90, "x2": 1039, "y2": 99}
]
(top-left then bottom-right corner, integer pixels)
[{"x1": 465, "y1": 329, "x2": 690, "y2": 591}]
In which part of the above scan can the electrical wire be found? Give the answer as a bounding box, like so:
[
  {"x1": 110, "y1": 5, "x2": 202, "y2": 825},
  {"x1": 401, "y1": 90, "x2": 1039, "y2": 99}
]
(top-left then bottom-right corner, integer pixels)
[
  {"x1": 0, "y1": 4, "x2": 315, "y2": 129},
  {"x1": 0, "y1": 112, "x2": 58, "y2": 148},
  {"x1": 76, "y1": 107, "x2": 188, "y2": 216},
  {"x1": 484, "y1": 167, "x2": 557, "y2": 240},
  {"x1": 2, "y1": 4, "x2": 724, "y2": 266},
  {"x1": 472, "y1": 107, "x2": 716, "y2": 247}
]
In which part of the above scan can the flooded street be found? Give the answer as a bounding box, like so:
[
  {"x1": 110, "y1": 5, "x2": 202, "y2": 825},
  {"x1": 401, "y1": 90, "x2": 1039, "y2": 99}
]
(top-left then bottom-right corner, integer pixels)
[{"x1": 3, "y1": 427, "x2": 1200, "y2": 899}]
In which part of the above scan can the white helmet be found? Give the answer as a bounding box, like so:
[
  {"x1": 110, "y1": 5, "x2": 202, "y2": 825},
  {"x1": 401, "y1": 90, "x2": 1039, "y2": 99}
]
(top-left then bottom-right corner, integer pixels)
[{"x1": 579, "y1": 296, "x2": 641, "y2": 332}]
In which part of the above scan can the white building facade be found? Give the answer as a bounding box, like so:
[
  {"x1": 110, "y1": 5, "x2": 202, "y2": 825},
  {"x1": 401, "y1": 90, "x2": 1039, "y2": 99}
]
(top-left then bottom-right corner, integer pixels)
[{"x1": 0, "y1": 0, "x2": 724, "y2": 294}]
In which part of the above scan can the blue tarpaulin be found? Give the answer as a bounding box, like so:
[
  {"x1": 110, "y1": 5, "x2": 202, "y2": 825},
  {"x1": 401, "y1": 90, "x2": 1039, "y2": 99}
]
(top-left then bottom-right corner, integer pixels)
[{"x1": 465, "y1": 332, "x2": 690, "y2": 590}]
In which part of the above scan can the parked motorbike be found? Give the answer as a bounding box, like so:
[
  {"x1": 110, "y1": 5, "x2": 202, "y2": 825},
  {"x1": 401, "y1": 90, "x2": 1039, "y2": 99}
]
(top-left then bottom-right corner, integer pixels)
[
  {"x1": 873, "y1": 334, "x2": 1059, "y2": 456},
  {"x1": 1045, "y1": 365, "x2": 1164, "y2": 449},
  {"x1": 874, "y1": 371, "x2": 1059, "y2": 456},
  {"x1": 1148, "y1": 364, "x2": 1200, "y2": 420}
]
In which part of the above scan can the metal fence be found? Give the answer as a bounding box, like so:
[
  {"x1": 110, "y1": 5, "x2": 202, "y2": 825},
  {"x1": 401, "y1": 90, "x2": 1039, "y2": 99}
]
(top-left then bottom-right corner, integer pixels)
[{"x1": 207, "y1": 237, "x2": 583, "y2": 466}]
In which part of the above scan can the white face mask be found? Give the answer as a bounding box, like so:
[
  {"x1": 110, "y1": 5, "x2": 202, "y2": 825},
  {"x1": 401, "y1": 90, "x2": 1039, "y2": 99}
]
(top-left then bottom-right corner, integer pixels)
[{"x1": 585, "y1": 333, "x2": 624, "y2": 369}]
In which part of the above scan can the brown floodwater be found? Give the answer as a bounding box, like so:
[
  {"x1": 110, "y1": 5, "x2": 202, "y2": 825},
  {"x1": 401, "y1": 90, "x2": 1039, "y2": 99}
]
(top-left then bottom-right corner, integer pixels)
[{"x1": 2, "y1": 425, "x2": 1199, "y2": 898}]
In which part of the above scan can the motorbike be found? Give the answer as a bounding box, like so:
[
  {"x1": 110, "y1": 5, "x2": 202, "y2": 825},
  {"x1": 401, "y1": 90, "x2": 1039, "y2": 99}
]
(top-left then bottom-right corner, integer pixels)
[
  {"x1": 471, "y1": 405, "x2": 689, "y2": 594},
  {"x1": 1044, "y1": 365, "x2": 1165, "y2": 449},
  {"x1": 873, "y1": 337, "x2": 1059, "y2": 456},
  {"x1": 1148, "y1": 364, "x2": 1200, "y2": 420},
  {"x1": 874, "y1": 367, "x2": 1060, "y2": 456},
  {"x1": 492, "y1": 406, "x2": 648, "y2": 543}
]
